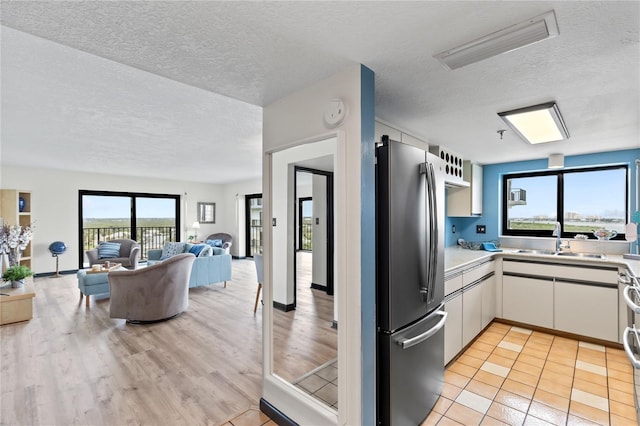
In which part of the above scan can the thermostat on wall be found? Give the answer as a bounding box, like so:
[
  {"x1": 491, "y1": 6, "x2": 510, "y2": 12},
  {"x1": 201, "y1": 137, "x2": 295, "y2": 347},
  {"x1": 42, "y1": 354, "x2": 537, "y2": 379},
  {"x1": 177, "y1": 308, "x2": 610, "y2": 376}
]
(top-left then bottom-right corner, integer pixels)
[{"x1": 324, "y1": 99, "x2": 346, "y2": 127}]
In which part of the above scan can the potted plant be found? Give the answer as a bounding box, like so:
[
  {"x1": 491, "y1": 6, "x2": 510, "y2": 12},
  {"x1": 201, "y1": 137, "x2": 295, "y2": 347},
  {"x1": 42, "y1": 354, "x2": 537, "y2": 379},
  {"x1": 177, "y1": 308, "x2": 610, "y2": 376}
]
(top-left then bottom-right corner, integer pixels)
[{"x1": 2, "y1": 264, "x2": 34, "y2": 288}]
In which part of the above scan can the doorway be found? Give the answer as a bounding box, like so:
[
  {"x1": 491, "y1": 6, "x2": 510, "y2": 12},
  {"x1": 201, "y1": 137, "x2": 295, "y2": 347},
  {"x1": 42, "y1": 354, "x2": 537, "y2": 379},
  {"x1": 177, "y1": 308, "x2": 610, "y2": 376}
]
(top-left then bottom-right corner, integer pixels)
[{"x1": 293, "y1": 166, "x2": 334, "y2": 306}]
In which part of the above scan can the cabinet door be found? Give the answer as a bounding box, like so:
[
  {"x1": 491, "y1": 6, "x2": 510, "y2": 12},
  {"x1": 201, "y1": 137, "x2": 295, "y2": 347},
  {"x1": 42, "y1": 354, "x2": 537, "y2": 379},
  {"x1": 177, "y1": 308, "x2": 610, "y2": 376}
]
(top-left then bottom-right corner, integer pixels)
[
  {"x1": 502, "y1": 275, "x2": 553, "y2": 328},
  {"x1": 481, "y1": 275, "x2": 496, "y2": 329},
  {"x1": 554, "y1": 281, "x2": 618, "y2": 342},
  {"x1": 470, "y1": 163, "x2": 483, "y2": 215},
  {"x1": 462, "y1": 283, "x2": 483, "y2": 347},
  {"x1": 444, "y1": 295, "x2": 463, "y2": 365}
]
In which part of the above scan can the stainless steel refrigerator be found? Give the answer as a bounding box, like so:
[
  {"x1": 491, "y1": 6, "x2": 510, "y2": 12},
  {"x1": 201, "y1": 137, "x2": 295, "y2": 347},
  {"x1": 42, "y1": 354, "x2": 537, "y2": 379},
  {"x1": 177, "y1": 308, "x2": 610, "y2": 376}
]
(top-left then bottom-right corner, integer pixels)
[{"x1": 376, "y1": 137, "x2": 447, "y2": 425}]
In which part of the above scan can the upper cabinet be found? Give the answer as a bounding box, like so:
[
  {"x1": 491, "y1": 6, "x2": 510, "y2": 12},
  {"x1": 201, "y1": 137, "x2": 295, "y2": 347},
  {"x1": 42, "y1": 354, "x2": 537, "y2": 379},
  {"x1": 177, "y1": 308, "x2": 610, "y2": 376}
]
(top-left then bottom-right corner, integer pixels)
[
  {"x1": 447, "y1": 161, "x2": 483, "y2": 217},
  {"x1": 375, "y1": 121, "x2": 429, "y2": 151}
]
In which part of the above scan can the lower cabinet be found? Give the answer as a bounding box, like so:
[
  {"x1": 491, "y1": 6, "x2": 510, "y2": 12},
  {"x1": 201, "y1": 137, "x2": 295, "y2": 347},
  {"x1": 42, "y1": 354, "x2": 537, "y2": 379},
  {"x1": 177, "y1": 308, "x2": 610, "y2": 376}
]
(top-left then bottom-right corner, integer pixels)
[
  {"x1": 481, "y1": 275, "x2": 496, "y2": 329},
  {"x1": 444, "y1": 294, "x2": 463, "y2": 365},
  {"x1": 462, "y1": 283, "x2": 483, "y2": 347},
  {"x1": 502, "y1": 274, "x2": 554, "y2": 329},
  {"x1": 554, "y1": 281, "x2": 618, "y2": 342}
]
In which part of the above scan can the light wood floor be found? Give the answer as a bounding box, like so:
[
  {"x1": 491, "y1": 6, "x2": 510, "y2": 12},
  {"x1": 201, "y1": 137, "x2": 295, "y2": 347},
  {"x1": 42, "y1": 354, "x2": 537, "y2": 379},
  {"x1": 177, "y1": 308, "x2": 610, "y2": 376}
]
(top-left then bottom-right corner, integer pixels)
[
  {"x1": 0, "y1": 259, "x2": 273, "y2": 426},
  {"x1": 272, "y1": 251, "x2": 337, "y2": 383}
]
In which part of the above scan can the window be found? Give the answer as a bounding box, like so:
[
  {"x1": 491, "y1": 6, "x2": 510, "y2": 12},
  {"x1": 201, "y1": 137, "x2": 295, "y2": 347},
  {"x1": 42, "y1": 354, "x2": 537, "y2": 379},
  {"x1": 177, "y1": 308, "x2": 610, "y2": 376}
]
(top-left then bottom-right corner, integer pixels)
[
  {"x1": 502, "y1": 165, "x2": 628, "y2": 239},
  {"x1": 79, "y1": 190, "x2": 180, "y2": 267}
]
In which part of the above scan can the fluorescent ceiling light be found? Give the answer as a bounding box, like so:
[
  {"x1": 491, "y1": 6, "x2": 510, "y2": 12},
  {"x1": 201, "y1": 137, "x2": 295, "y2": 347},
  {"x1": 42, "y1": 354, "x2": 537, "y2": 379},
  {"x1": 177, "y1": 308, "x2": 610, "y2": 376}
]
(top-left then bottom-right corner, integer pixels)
[
  {"x1": 498, "y1": 102, "x2": 569, "y2": 144},
  {"x1": 434, "y1": 10, "x2": 559, "y2": 70}
]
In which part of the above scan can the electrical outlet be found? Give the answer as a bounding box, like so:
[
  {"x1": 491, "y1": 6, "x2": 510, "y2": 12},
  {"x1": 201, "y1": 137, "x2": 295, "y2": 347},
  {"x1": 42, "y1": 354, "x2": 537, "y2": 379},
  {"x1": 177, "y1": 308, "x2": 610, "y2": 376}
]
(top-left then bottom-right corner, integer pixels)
[
  {"x1": 452, "y1": 225, "x2": 456, "y2": 234},
  {"x1": 476, "y1": 225, "x2": 486, "y2": 234}
]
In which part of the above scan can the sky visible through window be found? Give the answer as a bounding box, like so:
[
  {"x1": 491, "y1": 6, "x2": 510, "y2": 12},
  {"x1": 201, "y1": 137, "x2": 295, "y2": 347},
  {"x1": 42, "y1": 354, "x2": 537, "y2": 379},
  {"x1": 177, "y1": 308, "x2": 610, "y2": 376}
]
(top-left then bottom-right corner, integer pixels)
[
  {"x1": 507, "y1": 167, "x2": 626, "y2": 234},
  {"x1": 508, "y1": 169, "x2": 625, "y2": 219},
  {"x1": 83, "y1": 196, "x2": 175, "y2": 218}
]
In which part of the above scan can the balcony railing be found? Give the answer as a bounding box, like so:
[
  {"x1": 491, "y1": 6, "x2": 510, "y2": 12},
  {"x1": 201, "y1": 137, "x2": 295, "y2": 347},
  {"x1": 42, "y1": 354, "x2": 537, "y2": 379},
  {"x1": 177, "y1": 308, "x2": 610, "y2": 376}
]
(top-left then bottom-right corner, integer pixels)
[
  {"x1": 249, "y1": 224, "x2": 263, "y2": 256},
  {"x1": 300, "y1": 222, "x2": 312, "y2": 251},
  {"x1": 83, "y1": 226, "x2": 176, "y2": 260}
]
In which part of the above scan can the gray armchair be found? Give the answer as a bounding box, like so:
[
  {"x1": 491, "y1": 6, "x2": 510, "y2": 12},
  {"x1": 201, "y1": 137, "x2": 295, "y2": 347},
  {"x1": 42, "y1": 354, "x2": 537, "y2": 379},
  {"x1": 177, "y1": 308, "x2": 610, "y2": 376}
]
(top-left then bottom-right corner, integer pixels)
[
  {"x1": 86, "y1": 238, "x2": 140, "y2": 269},
  {"x1": 204, "y1": 233, "x2": 233, "y2": 254},
  {"x1": 108, "y1": 253, "x2": 195, "y2": 323}
]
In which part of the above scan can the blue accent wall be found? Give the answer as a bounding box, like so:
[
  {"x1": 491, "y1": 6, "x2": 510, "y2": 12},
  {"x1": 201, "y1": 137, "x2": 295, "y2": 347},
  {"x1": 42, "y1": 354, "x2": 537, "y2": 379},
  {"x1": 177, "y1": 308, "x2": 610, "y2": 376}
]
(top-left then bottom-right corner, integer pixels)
[
  {"x1": 360, "y1": 64, "x2": 376, "y2": 425},
  {"x1": 445, "y1": 149, "x2": 640, "y2": 247}
]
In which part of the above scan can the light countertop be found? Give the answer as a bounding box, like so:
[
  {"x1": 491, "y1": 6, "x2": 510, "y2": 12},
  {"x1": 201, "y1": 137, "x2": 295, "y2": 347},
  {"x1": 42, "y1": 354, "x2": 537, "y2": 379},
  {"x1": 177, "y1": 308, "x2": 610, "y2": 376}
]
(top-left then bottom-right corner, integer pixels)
[{"x1": 445, "y1": 246, "x2": 640, "y2": 278}]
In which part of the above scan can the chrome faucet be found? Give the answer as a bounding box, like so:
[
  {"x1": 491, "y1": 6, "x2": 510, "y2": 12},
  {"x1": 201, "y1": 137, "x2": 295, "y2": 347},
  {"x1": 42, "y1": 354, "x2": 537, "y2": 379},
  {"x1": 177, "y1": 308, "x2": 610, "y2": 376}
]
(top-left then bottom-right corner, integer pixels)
[{"x1": 553, "y1": 221, "x2": 562, "y2": 252}]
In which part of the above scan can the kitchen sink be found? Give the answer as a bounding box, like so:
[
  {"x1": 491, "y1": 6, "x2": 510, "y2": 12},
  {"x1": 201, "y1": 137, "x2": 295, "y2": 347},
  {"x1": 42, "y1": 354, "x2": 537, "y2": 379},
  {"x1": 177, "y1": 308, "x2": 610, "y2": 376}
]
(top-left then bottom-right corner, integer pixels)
[
  {"x1": 514, "y1": 249, "x2": 606, "y2": 259},
  {"x1": 515, "y1": 249, "x2": 557, "y2": 255},
  {"x1": 555, "y1": 252, "x2": 606, "y2": 259}
]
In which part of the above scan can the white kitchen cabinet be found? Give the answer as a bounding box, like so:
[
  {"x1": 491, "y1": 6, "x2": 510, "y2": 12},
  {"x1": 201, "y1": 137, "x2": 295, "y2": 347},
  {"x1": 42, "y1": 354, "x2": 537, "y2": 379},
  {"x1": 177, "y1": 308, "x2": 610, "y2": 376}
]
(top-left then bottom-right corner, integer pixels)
[
  {"x1": 462, "y1": 283, "x2": 483, "y2": 347},
  {"x1": 481, "y1": 274, "x2": 496, "y2": 329},
  {"x1": 447, "y1": 161, "x2": 482, "y2": 217},
  {"x1": 444, "y1": 294, "x2": 463, "y2": 365},
  {"x1": 554, "y1": 281, "x2": 618, "y2": 342},
  {"x1": 445, "y1": 273, "x2": 463, "y2": 297},
  {"x1": 502, "y1": 274, "x2": 554, "y2": 328}
]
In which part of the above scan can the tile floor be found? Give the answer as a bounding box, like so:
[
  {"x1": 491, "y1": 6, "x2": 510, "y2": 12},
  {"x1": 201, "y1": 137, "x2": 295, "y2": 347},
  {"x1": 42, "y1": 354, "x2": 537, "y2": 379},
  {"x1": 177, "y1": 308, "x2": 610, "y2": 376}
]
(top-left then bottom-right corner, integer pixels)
[
  {"x1": 293, "y1": 359, "x2": 339, "y2": 409},
  {"x1": 424, "y1": 322, "x2": 638, "y2": 426},
  {"x1": 226, "y1": 322, "x2": 638, "y2": 425}
]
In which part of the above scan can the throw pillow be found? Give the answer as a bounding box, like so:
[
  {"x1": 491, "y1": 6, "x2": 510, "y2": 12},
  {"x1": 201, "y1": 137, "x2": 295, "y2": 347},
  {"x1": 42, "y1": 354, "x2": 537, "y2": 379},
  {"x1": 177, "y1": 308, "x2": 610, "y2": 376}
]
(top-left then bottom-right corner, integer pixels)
[
  {"x1": 189, "y1": 244, "x2": 207, "y2": 257},
  {"x1": 206, "y1": 239, "x2": 224, "y2": 248},
  {"x1": 211, "y1": 247, "x2": 226, "y2": 256},
  {"x1": 160, "y1": 241, "x2": 186, "y2": 260},
  {"x1": 198, "y1": 245, "x2": 212, "y2": 257},
  {"x1": 98, "y1": 242, "x2": 121, "y2": 259}
]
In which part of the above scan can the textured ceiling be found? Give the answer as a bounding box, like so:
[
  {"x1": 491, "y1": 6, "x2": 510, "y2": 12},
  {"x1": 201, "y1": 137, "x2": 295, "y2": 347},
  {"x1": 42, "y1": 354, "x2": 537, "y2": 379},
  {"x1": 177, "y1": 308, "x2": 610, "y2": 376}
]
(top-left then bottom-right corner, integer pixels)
[{"x1": 1, "y1": 1, "x2": 639, "y2": 184}]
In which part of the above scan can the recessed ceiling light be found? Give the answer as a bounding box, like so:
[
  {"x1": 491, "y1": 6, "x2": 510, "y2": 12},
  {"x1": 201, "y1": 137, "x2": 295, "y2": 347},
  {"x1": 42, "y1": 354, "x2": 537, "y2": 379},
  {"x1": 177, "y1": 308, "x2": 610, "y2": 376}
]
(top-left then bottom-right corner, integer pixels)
[
  {"x1": 434, "y1": 10, "x2": 559, "y2": 70},
  {"x1": 498, "y1": 102, "x2": 569, "y2": 144}
]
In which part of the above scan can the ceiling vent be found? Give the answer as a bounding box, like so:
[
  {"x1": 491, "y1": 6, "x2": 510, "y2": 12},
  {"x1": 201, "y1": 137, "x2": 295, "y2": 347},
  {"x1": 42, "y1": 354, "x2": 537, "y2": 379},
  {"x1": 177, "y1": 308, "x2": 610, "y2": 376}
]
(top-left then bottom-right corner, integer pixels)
[{"x1": 434, "y1": 10, "x2": 559, "y2": 71}]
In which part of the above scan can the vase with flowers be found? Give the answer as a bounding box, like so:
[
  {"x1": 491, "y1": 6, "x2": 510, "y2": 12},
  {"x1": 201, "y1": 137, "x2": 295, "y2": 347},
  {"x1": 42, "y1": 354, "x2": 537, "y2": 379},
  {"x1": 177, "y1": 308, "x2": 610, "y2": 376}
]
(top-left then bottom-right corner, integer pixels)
[{"x1": 1, "y1": 223, "x2": 34, "y2": 268}]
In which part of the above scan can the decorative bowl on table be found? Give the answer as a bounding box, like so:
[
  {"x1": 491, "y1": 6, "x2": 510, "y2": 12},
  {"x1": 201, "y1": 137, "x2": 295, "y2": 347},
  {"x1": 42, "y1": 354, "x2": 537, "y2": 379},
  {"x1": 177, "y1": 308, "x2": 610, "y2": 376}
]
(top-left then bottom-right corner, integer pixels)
[{"x1": 593, "y1": 228, "x2": 618, "y2": 240}]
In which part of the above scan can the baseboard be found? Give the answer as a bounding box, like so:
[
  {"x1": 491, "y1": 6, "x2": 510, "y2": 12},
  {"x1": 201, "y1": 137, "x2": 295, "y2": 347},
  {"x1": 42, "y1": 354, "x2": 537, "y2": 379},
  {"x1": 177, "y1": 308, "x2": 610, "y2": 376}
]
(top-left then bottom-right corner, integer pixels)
[
  {"x1": 273, "y1": 301, "x2": 295, "y2": 312},
  {"x1": 310, "y1": 282, "x2": 327, "y2": 291},
  {"x1": 35, "y1": 270, "x2": 77, "y2": 278},
  {"x1": 259, "y1": 398, "x2": 299, "y2": 426},
  {"x1": 232, "y1": 255, "x2": 246, "y2": 259}
]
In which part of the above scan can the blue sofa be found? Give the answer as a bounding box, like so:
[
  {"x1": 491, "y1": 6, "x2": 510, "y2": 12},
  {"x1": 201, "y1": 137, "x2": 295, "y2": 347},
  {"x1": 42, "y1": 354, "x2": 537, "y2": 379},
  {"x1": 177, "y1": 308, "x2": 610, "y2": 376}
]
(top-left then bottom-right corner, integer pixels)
[{"x1": 147, "y1": 245, "x2": 232, "y2": 288}]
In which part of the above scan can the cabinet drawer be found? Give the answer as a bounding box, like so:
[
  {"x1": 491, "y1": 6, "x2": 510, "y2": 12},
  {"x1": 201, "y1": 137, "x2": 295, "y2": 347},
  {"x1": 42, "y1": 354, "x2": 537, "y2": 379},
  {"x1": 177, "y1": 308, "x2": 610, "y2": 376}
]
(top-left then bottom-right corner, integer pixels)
[
  {"x1": 552, "y1": 265, "x2": 618, "y2": 285},
  {"x1": 463, "y1": 261, "x2": 494, "y2": 286},
  {"x1": 503, "y1": 260, "x2": 618, "y2": 285},
  {"x1": 445, "y1": 273, "x2": 463, "y2": 296}
]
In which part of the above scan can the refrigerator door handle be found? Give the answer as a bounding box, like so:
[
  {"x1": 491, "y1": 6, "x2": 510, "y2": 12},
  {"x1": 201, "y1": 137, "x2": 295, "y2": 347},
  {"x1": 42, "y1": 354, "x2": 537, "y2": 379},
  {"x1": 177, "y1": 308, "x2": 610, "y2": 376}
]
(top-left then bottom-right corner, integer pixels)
[
  {"x1": 418, "y1": 163, "x2": 430, "y2": 298},
  {"x1": 623, "y1": 285, "x2": 640, "y2": 314},
  {"x1": 426, "y1": 163, "x2": 438, "y2": 304},
  {"x1": 397, "y1": 310, "x2": 448, "y2": 350}
]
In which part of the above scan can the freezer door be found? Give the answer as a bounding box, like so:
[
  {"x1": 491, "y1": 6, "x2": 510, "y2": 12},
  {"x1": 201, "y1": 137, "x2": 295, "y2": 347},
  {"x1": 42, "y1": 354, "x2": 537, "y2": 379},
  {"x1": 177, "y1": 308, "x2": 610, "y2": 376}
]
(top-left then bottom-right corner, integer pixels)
[
  {"x1": 377, "y1": 140, "x2": 429, "y2": 332},
  {"x1": 377, "y1": 306, "x2": 447, "y2": 425}
]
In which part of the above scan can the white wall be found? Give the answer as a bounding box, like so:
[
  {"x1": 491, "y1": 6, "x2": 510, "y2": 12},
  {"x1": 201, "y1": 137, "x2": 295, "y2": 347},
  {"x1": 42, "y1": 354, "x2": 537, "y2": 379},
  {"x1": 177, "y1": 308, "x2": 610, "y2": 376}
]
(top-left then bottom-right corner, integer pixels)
[
  {"x1": 263, "y1": 65, "x2": 366, "y2": 426},
  {"x1": 1, "y1": 165, "x2": 258, "y2": 273}
]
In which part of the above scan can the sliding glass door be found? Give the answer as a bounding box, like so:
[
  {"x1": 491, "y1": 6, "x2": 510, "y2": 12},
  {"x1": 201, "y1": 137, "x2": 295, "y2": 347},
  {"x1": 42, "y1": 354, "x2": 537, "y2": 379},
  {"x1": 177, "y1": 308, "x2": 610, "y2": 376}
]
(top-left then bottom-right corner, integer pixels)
[
  {"x1": 79, "y1": 190, "x2": 180, "y2": 268},
  {"x1": 245, "y1": 193, "x2": 262, "y2": 257}
]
